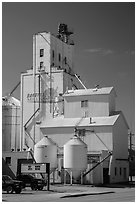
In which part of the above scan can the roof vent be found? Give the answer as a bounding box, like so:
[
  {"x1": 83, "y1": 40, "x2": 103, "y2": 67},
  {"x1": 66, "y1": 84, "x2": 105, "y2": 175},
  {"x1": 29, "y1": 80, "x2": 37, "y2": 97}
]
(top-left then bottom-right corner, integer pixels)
[
  {"x1": 89, "y1": 117, "x2": 96, "y2": 124},
  {"x1": 95, "y1": 84, "x2": 100, "y2": 88},
  {"x1": 93, "y1": 85, "x2": 100, "y2": 92}
]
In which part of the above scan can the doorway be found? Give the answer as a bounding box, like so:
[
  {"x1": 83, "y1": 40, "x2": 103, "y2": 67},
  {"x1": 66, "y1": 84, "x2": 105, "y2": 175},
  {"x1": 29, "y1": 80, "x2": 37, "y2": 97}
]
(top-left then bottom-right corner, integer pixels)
[{"x1": 103, "y1": 168, "x2": 110, "y2": 184}]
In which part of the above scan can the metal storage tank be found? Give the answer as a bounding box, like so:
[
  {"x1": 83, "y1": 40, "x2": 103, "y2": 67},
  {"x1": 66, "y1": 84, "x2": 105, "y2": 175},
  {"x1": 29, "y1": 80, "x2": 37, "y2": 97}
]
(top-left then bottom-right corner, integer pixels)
[
  {"x1": 64, "y1": 135, "x2": 87, "y2": 179},
  {"x1": 2, "y1": 96, "x2": 21, "y2": 152},
  {"x1": 34, "y1": 136, "x2": 57, "y2": 171}
]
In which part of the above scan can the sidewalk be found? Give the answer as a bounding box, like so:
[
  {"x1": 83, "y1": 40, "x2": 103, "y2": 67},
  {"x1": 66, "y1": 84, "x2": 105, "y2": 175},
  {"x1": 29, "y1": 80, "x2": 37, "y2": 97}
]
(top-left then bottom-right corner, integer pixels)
[{"x1": 46, "y1": 184, "x2": 115, "y2": 198}]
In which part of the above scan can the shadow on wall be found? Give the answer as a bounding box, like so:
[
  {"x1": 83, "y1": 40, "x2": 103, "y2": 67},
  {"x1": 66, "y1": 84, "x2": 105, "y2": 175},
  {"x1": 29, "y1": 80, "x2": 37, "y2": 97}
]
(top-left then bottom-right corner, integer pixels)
[{"x1": 2, "y1": 158, "x2": 15, "y2": 179}]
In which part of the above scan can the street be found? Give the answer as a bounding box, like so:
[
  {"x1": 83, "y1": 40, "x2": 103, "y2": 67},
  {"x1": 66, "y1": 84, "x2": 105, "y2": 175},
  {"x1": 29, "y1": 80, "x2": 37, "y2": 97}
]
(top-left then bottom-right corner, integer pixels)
[
  {"x1": 2, "y1": 185, "x2": 135, "y2": 202},
  {"x1": 57, "y1": 189, "x2": 135, "y2": 202}
]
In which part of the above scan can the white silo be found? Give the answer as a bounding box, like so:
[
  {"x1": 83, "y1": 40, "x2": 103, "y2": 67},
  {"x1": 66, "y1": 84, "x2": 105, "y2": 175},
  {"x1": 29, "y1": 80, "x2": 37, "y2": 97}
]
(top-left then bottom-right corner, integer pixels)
[
  {"x1": 34, "y1": 136, "x2": 57, "y2": 171},
  {"x1": 64, "y1": 135, "x2": 87, "y2": 181}
]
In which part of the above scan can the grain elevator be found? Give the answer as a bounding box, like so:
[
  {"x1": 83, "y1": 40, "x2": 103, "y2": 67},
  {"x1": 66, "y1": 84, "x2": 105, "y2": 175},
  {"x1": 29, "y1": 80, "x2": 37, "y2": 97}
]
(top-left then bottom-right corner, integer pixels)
[{"x1": 2, "y1": 24, "x2": 129, "y2": 184}]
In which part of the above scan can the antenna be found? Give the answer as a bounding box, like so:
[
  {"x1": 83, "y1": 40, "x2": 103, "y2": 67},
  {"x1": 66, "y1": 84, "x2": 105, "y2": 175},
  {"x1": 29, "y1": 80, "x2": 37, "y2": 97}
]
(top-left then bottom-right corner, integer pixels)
[{"x1": 57, "y1": 23, "x2": 74, "y2": 44}]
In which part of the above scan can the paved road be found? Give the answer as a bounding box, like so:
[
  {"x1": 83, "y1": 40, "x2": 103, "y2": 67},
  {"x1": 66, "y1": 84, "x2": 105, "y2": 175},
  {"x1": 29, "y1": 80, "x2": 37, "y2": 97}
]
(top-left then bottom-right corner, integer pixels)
[
  {"x1": 57, "y1": 190, "x2": 135, "y2": 202},
  {"x1": 2, "y1": 186, "x2": 135, "y2": 202}
]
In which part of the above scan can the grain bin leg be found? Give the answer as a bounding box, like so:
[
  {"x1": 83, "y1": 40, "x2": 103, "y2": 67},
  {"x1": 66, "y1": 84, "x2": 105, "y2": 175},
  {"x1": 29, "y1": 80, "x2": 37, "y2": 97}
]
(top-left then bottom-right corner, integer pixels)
[{"x1": 70, "y1": 171, "x2": 73, "y2": 185}]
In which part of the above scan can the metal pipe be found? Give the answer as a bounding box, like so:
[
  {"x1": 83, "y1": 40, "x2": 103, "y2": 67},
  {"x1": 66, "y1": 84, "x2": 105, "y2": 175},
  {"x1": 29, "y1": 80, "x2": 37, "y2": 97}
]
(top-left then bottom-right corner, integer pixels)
[
  {"x1": 75, "y1": 74, "x2": 87, "y2": 90},
  {"x1": 81, "y1": 172, "x2": 83, "y2": 184},
  {"x1": 83, "y1": 152, "x2": 112, "y2": 177},
  {"x1": 33, "y1": 34, "x2": 37, "y2": 148},
  {"x1": 70, "y1": 171, "x2": 73, "y2": 185},
  {"x1": 24, "y1": 108, "x2": 40, "y2": 129},
  {"x1": 38, "y1": 74, "x2": 41, "y2": 109},
  {"x1": 9, "y1": 81, "x2": 21, "y2": 96},
  {"x1": 86, "y1": 129, "x2": 111, "y2": 152}
]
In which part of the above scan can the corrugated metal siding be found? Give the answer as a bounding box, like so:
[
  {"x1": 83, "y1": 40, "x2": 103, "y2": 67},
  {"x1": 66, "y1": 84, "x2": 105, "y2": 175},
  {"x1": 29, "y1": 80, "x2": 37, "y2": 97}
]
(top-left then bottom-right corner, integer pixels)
[
  {"x1": 84, "y1": 126, "x2": 113, "y2": 152},
  {"x1": 113, "y1": 114, "x2": 129, "y2": 159},
  {"x1": 2, "y1": 106, "x2": 20, "y2": 151},
  {"x1": 41, "y1": 126, "x2": 113, "y2": 153},
  {"x1": 64, "y1": 94, "x2": 110, "y2": 118}
]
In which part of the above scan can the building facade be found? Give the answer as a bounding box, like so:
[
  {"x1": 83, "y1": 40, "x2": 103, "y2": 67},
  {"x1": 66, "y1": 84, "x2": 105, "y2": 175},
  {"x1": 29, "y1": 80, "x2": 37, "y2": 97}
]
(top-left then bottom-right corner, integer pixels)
[
  {"x1": 20, "y1": 24, "x2": 83, "y2": 151},
  {"x1": 2, "y1": 24, "x2": 129, "y2": 184},
  {"x1": 40, "y1": 87, "x2": 129, "y2": 184}
]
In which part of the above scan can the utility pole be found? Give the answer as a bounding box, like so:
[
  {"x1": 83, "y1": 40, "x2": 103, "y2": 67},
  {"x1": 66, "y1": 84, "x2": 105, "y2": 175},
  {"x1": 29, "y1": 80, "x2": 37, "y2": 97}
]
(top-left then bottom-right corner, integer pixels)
[{"x1": 129, "y1": 131, "x2": 133, "y2": 182}]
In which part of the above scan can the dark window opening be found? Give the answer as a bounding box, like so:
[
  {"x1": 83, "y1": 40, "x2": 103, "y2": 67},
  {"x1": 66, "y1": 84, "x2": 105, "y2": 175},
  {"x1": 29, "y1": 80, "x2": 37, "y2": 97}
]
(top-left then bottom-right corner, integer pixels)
[
  {"x1": 120, "y1": 167, "x2": 122, "y2": 175},
  {"x1": 52, "y1": 50, "x2": 54, "y2": 59},
  {"x1": 59, "y1": 53, "x2": 61, "y2": 62},
  {"x1": 40, "y1": 49, "x2": 44, "y2": 57},
  {"x1": 5, "y1": 157, "x2": 11, "y2": 165},
  {"x1": 64, "y1": 57, "x2": 67, "y2": 64},
  {"x1": 123, "y1": 168, "x2": 127, "y2": 179},
  {"x1": 40, "y1": 61, "x2": 44, "y2": 69},
  {"x1": 81, "y1": 100, "x2": 88, "y2": 108},
  {"x1": 115, "y1": 167, "x2": 117, "y2": 176}
]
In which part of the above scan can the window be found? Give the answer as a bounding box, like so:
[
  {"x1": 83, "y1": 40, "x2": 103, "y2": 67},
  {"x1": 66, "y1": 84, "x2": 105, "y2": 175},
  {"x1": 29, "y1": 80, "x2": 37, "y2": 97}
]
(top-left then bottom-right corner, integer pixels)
[
  {"x1": 115, "y1": 167, "x2": 117, "y2": 176},
  {"x1": 40, "y1": 49, "x2": 44, "y2": 57},
  {"x1": 64, "y1": 57, "x2": 67, "y2": 64},
  {"x1": 40, "y1": 61, "x2": 44, "y2": 69},
  {"x1": 5, "y1": 157, "x2": 11, "y2": 165},
  {"x1": 59, "y1": 53, "x2": 61, "y2": 62},
  {"x1": 120, "y1": 167, "x2": 122, "y2": 175},
  {"x1": 81, "y1": 100, "x2": 88, "y2": 108},
  {"x1": 123, "y1": 168, "x2": 127, "y2": 179},
  {"x1": 52, "y1": 50, "x2": 54, "y2": 59}
]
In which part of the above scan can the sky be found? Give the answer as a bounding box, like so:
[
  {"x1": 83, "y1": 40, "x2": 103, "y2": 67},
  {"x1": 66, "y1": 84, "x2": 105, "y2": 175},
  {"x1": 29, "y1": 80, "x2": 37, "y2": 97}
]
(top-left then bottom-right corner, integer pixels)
[{"x1": 2, "y1": 2, "x2": 135, "y2": 132}]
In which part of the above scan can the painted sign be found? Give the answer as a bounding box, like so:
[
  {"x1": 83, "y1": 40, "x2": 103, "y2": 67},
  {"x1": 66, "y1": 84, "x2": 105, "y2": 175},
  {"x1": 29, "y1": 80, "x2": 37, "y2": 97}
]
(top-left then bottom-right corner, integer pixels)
[
  {"x1": 27, "y1": 88, "x2": 57, "y2": 103},
  {"x1": 21, "y1": 163, "x2": 46, "y2": 174}
]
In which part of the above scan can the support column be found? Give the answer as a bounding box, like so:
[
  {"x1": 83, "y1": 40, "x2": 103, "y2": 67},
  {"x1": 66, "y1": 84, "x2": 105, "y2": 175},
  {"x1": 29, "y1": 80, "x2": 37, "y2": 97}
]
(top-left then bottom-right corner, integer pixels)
[
  {"x1": 53, "y1": 171, "x2": 55, "y2": 184},
  {"x1": 81, "y1": 172, "x2": 83, "y2": 184},
  {"x1": 70, "y1": 171, "x2": 73, "y2": 185},
  {"x1": 64, "y1": 169, "x2": 66, "y2": 185}
]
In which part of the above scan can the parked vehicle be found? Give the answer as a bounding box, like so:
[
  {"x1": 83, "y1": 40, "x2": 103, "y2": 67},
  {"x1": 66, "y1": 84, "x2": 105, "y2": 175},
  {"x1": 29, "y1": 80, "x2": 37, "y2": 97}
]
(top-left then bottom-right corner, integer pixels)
[
  {"x1": 2, "y1": 175, "x2": 24, "y2": 194},
  {"x1": 16, "y1": 174, "x2": 46, "y2": 190}
]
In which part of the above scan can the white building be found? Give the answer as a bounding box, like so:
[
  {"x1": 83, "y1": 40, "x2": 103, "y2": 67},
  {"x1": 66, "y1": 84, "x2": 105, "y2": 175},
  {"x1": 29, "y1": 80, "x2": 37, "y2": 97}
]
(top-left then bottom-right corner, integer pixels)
[
  {"x1": 40, "y1": 87, "x2": 129, "y2": 184},
  {"x1": 20, "y1": 24, "x2": 83, "y2": 151},
  {"x1": 2, "y1": 24, "x2": 129, "y2": 184},
  {"x1": 64, "y1": 87, "x2": 116, "y2": 118}
]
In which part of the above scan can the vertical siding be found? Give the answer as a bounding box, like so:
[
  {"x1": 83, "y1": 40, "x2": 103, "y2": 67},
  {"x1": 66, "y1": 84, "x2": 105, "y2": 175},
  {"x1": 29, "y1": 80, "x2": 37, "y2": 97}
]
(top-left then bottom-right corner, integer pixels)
[
  {"x1": 21, "y1": 74, "x2": 35, "y2": 150},
  {"x1": 51, "y1": 35, "x2": 74, "y2": 71},
  {"x1": 33, "y1": 33, "x2": 51, "y2": 73},
  {"x1": 21, "y1": 33, "x2": 76, "y2": 150},
  {"x1": 109, "y1": 90, "x2": 116, "y2": 114},
  {"x1": 2, "y1": 151, "x2": 28, "y2": 176},
  {"x1": 113, "y1": 114, "x2": 128, "y2": 159},
  {"x1": 2, "y1": 106, "x2": 20, "y2": 152},
  {"x1": 64, "y1": 94, "x2": 110, "y2": 118},
  {"x1": 109, "y1": 114, "x2": 129, "y2": 183},
  {"x1": 41, "y1": 126, "x2": 113, "y2": 153},
  {"x1": 84, "y1": 126, "x2": 113, "y2": 152}
]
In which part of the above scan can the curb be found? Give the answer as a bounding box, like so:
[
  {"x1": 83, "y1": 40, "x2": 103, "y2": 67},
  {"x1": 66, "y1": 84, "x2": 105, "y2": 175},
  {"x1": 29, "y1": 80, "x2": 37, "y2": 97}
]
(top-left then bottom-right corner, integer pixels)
[{"x1": 60, "y1": 191, "x2": 115, "y2": 198}]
